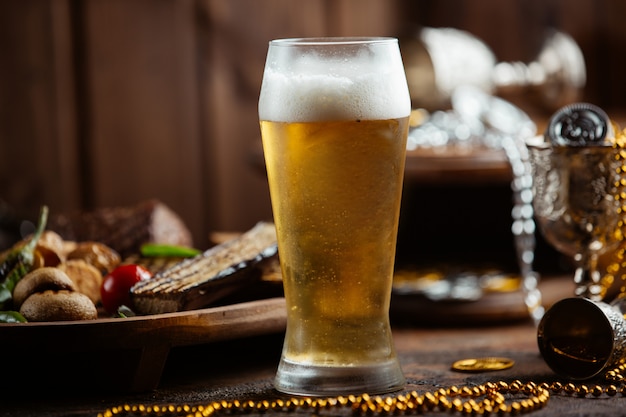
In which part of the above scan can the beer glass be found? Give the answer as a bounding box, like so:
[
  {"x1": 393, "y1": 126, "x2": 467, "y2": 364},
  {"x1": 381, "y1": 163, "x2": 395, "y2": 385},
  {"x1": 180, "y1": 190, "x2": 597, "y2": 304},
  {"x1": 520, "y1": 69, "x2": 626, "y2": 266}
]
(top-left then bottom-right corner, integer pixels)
[{"x1": 259, "y1": 38, "x2": 410, "y2": 396}]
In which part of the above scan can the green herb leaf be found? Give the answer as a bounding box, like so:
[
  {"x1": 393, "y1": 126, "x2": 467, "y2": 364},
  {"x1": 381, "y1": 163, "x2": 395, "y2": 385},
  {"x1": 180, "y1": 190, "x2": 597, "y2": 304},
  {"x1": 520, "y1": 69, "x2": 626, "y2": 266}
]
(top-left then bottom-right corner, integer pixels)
[
  {"x1": 0, "y1": 311, "x2": 27, "y2": 323},
  {"x1": 140, "y1": 243, "x2": 201, "y2": 258},
  {"x1": 0, "y1": 205, "x2": 48, "y2": 310}
]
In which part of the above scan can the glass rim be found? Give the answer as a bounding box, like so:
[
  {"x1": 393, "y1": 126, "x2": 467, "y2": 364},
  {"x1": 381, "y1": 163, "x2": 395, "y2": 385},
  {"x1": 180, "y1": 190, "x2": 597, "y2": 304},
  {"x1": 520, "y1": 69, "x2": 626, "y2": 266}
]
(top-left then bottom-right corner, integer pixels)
[{"x1": 268, "y1": 37, "x2": 398, "y2": 47}]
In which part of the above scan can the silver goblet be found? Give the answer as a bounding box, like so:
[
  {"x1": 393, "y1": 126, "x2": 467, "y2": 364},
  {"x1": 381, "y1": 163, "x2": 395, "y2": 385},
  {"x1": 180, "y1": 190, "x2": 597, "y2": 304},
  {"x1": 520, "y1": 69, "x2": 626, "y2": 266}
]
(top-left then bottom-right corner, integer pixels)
[{"x1": 527, "y1": 103, "x2": 623, "y2": 300}]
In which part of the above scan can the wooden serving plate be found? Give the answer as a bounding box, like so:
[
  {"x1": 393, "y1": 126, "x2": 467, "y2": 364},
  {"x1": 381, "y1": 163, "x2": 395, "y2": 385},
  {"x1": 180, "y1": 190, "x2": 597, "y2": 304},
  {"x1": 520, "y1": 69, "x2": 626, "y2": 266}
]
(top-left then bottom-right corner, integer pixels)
[{"x1": 0, "y1": 297, "x2": 287, "y2": 393}]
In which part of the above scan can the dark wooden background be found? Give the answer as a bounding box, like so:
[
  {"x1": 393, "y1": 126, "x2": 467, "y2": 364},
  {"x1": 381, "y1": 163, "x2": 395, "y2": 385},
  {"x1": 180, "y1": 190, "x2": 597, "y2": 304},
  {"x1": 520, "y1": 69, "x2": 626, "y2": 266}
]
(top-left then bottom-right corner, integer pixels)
[{"x1": 1, "y1": 0, "x2": 625, "y2": 248}]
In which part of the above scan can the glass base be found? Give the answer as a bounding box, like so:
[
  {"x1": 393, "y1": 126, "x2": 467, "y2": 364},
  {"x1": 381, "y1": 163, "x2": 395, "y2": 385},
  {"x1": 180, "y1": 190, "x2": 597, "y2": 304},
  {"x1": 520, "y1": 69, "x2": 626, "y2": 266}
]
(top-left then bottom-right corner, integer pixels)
[{"x1": 274, "y1": 357, "x2": 405, "y2": 396}]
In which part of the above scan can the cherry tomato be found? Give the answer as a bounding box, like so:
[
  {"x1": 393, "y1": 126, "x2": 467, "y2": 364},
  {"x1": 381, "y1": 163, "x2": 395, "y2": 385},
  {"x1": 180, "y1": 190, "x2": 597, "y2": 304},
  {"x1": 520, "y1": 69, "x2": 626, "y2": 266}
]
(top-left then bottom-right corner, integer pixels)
[{"x1": 100, "y1": 264, "x2": 152, "y2": 313}]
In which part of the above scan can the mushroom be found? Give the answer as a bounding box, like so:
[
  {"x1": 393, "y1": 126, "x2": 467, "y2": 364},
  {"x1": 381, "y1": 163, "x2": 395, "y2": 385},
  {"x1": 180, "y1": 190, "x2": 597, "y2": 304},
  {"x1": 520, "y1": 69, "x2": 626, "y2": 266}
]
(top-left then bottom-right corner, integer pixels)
[
  {"x1": 12, "y1": 267, "x2": 98, "y2": 322},
  {"x1": 19, "y1": 290, "x2": 98, "y2": 322},
  {"x1": 12, "y1": 267, "x2": 77, "y2": 309}
]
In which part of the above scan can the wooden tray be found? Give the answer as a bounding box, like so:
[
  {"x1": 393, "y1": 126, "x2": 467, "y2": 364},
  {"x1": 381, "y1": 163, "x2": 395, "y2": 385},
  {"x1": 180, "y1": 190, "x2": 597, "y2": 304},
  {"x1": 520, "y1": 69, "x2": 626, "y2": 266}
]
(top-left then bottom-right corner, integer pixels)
[{"x1": 0, "y1": 297, "x2": 287, "y2": 392}]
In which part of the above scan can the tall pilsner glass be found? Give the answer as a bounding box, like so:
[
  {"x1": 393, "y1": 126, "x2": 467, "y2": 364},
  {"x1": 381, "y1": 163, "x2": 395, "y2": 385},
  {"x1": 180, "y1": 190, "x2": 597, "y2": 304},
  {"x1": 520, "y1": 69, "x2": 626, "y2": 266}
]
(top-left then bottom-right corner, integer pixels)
[{"x1": 259, "y1": 38, "x2": 410, "y2": 396}]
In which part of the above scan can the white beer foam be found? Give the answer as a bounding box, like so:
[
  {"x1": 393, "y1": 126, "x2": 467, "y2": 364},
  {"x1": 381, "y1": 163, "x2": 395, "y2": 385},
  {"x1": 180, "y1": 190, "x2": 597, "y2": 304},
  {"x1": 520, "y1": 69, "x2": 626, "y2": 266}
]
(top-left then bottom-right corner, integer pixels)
[{"x1": 259, "y1": 44, "x2": 410, "y2": 122}]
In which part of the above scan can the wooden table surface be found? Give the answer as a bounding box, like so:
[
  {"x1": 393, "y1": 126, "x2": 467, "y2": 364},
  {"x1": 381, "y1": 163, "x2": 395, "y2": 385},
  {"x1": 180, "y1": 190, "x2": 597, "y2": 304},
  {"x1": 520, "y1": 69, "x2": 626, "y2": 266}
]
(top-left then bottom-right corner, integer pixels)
[{"x1": 1, "y1": 298, "x2": 620, "y2": 417}]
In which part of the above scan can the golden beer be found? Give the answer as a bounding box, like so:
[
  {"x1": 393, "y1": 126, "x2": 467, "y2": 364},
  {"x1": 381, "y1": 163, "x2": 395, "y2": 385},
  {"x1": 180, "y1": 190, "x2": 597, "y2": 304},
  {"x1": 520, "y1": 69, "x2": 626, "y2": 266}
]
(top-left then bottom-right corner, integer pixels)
[
  {"x1": 259, "y1": 37, "x2": 410, "y2": 395},
  {"x1": 261, "y1": 118, "x2": 408, "y2": 363}
]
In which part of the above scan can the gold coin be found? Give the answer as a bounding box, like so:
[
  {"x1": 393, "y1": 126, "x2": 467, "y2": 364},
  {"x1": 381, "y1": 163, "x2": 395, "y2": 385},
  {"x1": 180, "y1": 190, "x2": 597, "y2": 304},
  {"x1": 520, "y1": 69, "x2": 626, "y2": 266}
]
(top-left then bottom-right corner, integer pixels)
[{"x1": 451, "y1": 357, "x2": 515, "y2": 373}]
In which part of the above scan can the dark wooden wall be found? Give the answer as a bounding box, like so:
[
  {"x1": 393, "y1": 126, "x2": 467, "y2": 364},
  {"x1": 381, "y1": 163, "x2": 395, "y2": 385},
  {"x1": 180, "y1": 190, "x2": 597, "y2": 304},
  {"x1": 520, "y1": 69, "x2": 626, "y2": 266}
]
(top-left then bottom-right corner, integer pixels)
[{"x1": 1, "y1": 0, "x2": 625, "y2": 248}]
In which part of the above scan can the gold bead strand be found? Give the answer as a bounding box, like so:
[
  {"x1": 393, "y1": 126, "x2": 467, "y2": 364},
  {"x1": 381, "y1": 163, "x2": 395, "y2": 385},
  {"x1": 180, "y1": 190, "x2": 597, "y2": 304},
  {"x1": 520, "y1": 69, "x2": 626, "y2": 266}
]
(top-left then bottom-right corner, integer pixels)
[
  {"x1": 605, "y1": 128, "x2": 626, "y2": 297},
  {"x1": 98, "y1": 381, "x2": 552, "y2": 417}
]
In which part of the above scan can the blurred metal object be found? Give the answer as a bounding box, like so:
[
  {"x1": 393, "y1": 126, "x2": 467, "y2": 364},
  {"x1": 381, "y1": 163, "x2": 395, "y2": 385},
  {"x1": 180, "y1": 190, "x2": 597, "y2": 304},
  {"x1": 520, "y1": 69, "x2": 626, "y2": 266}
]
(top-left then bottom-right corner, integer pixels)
[
  {"x1": 544, "y1": 102, "x2": 614, "y2": 147},
  {"x1": 407, "y1": 85, "x2": 536, "y2": 150},
  {"x1": 393, "y1": 267, "x2": 520, "y2": 303},
  {"x1": 402, "y1": 27, "x2": 586, "y2": 111},
  {"x1": 538, "y1": 297, "x2": 626, "y2": 380},
  {"x1": 402, "y1": 27, "x2": 496, "y2": 111}
]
